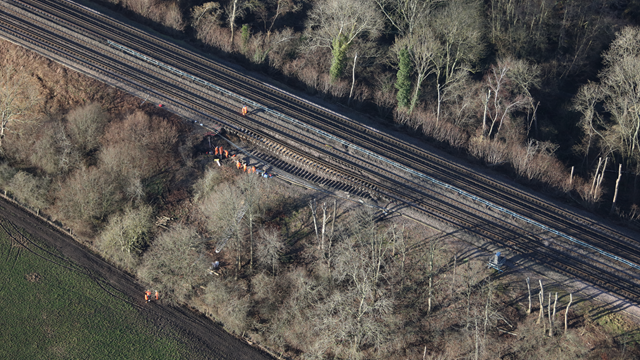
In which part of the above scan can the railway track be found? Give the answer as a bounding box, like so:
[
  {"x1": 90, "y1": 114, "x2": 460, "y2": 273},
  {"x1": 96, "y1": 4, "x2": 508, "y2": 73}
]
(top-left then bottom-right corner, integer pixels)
[
  {"x1": 1, "y1": 0, "x2": 640, "y2": 303},
  {"x1": 17, "y1": 0, "x2": 640, "y2": 256}
]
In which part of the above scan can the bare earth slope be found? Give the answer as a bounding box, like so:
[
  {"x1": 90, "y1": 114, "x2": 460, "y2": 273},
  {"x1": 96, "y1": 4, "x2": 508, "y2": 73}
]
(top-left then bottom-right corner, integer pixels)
[{"x1": 0, "y1": 196, "x2": 272, "y2": 360}]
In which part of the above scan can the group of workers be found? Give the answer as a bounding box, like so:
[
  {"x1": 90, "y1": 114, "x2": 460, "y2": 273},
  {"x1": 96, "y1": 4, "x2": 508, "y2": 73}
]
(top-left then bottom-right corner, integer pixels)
[
  {"x1": 236, "y1": 160, "x2": 273, "y2": 178},
  {"x1": 209, "y1": 146, "x2": 229, "y2": 159},
  {"x1": 144, "y1": 290, "x2": 159, "y2": 303}
]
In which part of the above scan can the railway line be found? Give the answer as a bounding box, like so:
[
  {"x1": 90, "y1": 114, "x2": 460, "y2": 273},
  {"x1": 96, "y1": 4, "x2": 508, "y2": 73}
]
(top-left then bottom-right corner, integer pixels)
[
  {"x1": 18, "y1": 0, "x2": 640, "y2": 257},
  {"x1": 1, "y1": 0, "x2": 640, "y2": 305}
]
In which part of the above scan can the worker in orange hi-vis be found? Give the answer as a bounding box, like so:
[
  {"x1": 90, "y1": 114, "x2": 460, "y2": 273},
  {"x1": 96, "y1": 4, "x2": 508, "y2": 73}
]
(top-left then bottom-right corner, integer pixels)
[
  {"x1": 224, "y1": 150, "x2": 229, "y2": 158},
  {"x1": 251, "y1": 166, "x2": 256, "y2": 174},
  {"x1": 243, "y1": 163, "x2": 247, "y2": 172},
  {"x1": 242, "y1": 105, "x2": 248, "y2": 116},
  {"x1": 145, "y1": 290, "x2": 151, "y2": 302},
  {"x1": 215, "y1": 147, "x2": 219, "y2": 156},
  {"x1": 236, "y1": 160, "x2": 241, "y2": 169},
  {"x1": 155, "y1": 290, "x2": 159, "y2": 301}
]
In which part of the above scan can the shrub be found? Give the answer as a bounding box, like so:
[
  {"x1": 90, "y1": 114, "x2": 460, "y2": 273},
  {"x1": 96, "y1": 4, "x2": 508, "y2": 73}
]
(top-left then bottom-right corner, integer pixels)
[
  {"x1": 97, "y1": 205, "x2": 154, "y2": 271},
  {"x1": 8, "y1": 171, "x2": 50, "y2": 211},
  {"x1": 66, "y1": 102, "x2": 108, "y2": 156},
  {"x1": 138, "y1": 225, "x2": 207, "y2": 304}
]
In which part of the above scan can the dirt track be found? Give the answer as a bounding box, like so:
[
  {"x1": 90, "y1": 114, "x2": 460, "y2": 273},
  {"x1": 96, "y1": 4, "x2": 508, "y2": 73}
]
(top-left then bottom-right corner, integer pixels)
[{"x1": 0, "y1": 197, "x2": 272, "y2": 360}]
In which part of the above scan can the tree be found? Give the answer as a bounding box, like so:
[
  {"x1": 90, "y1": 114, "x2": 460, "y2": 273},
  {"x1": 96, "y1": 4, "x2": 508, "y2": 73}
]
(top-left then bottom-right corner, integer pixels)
[
  {"x1": 66, "y1": 102, "x2": 108, "y2": 156},
  {"x1": 374, "y1": 0, "x2": 439, "y2": 37},
  {"x1": 573, "y1": 27, "x2": 640, "y2": 170},
  {"x1": 0, "y1": 66, "x2": 42, "y2": 151},
  {"x1": 138, "y1": 225, "x2": 207, "y2": 304},
  {"x1": 199, "y1": 181, "x2": 246, "y2": 279},
  {"x1": 56, "y1": 166, "x2": 122, "y2": 234},
  {"x1": 482, "y1": 59, "x2": 531, "y2": 139},
  {"x1": 226, "y1": 0, "x2": 255, "y2": 46},
  {"x1": 8, "y1": 170, "x2": 50, "y2": 211},
  {"x1": 256, "y1": 226, "x2": 285, "y2": 275},
  {"x1": 98, "y1": 204, "x2": 154, "y2": 271},
  {"x1": 429, "y1": 0, "x2": 485, "y2": 122},
  {"x1": 240, "y1": 173, "x2": 263, "y2": 271},
  {"x1": 395, "y1": 47, "x2": 412, "y2": 108},
  {"x1": 393, "y1": 24, "x2": 438, "y2": 112},
  {"x1": 255, "y1": 0, "x2": 302, "y2": 37},
  {"x1": 313, "y1": 207, "x2": 395, "y2": 358},
  {"x1": 305, "y1": 0, "x2": 384, "y2": 80}
]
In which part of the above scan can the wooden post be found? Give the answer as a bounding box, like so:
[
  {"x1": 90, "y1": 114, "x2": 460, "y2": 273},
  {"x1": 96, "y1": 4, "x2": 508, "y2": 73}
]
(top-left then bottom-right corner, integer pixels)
[
  {"x1": 610, "y1": 164, "x2": 623, "y2": 215},
  {"x1": 565, "y1": 293, "x2": 573, "y2": 334}
]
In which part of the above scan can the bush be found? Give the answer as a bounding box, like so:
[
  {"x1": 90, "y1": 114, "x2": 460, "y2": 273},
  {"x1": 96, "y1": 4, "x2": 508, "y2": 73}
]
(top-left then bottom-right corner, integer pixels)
[
  {"x1": 97, "y1": 205, "x2": 154, "y2": 271},
  {"x1": 138, "y1": 225, "x2": 207, "y2": 304},
  {"x1": 203, "y1": 277, "x2": 251, "y2": 335},
  {"x1": 66, "y1": 102, "x2": 108, "y2": 156},
  {"x1": 8, "y1": 171, "x2": 50, "y2": 210},
  {"x1": 0, "y1": 162, "x2": 16, "y2": 190},
  {"x1": 55, "y1": 166, "x2": 122, "y2": 235}
]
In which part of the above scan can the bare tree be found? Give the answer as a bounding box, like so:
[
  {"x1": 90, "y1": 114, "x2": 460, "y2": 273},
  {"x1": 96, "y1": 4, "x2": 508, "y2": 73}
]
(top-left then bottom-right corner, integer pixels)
[
  {"x1": 138, "y1": 224, "x2": 207, "y2": 304},
  {"x1": 240, "y1": 173, "x2": 262, "y2": 271},
  {"x1": 565, "y1": 293, "x2": 573, "y2": 334},
  {"x1": 574, "y1": 27, "x2": 640, "y2": 169},
  {"x1": 393, "y1": 24, "x2": 438, "y2": 112},
  {"x1": 98, "y1": 204, "x2": 153, "y2": 271},
  {"x1": 0, "y1": 66, "x2": 42, "y2": 151},
  {"x1": 257, "y1": 226, "x2": 285, "y2": 275},
  {"x1": 429, "y1": 0, "x2": 484, "y2": 123},
  {"x1": 226, "y1": 0, "x2": 254, "y2": 47},
  {"x1": 8, "y1": 170, "x2": 49, "y2": 211},
  {"x1": 305, "y1": 0, "x2": 384, "y2": 80},
  {"x1": 256, "y1": 0, "x2": 302, "y2": 37},
  {"x1": 374, "y1": 0, "x2": 440, "y2": 37},
  {"x1": 66, "y1": 102, "x2": 108, "y2": 156}
]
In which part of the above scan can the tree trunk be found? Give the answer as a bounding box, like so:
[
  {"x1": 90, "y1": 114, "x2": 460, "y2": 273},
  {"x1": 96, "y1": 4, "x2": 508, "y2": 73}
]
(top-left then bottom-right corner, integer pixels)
[
  {"x1": 540, "y1": 292, "x2": 546, "y2": 334},
  {"x1": 548, "y1": 292, "x2": 553, "y2": 337},
  {"x1": 331, "y1": 199, "x2": 337, "y2": 238},
  {"x1": 482, "y1": 90, "x2": 490, "y2": 137},
  {"x1": 249, "y1": 213, "x2": 253, "y2": 272},
  {"x1": 537, "y1": 280, "x2": 544, "y2": 324},
  {"x1": 526, "y1": 277, "x2": 531, "y2": 315},
  {"x1": 553, "y1": 292, "x2": 558, "y2": 320},
  {"x1": 348, "y1": 52, "x2": 358, "y2": 105},
  {"x1": 436, "y1": 83, "x2": 442, "y2": 124},
  {"x1": 321, "y1": 202, "x2": 327, "y2": 251},
  {"x1": 229, "y1": 0, "x2": 238, "y2": 46},
  {"x1": 610, "y1": 164, "x2": 623, "y2": 215},
  {"x1": 409, "y1": 73, "x2": 424, "y2": 113},
  {"x1": 309, "y1": 199, "x2": 319, "y2": 244},
  {"x1": 565, "y1": 293, "x2": 573, "y2": 334}
]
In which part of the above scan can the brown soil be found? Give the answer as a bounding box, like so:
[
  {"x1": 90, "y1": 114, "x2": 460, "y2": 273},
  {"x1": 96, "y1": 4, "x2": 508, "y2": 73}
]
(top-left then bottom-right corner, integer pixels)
[{"x1": 0, "y1": 196, "x2": 272, "y2": 360}]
